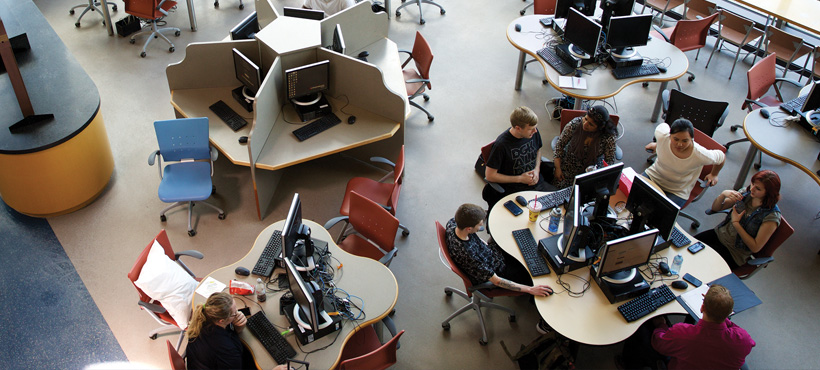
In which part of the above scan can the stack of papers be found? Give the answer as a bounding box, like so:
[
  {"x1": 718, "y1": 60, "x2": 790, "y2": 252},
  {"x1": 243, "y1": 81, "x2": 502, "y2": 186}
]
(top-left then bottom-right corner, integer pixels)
[
  {"x1": 558, "y1": 76, "x2": 587, "y2": 90},
  {"x1": 195, "y1": 276, "x2": 226, "y2": 298}
]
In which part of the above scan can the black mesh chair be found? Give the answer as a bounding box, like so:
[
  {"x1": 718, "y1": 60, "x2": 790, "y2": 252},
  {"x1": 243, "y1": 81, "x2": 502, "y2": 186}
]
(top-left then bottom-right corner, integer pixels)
[{"x1": 647, "y1": 89, "x2": 729, "y2": 163}]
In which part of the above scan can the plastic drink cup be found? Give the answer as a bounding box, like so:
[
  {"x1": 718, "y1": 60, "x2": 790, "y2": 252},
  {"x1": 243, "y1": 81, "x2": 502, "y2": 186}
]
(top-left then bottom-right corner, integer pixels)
[{"x1": 527, "y1": 200, "x2": 542, "y2": 222}]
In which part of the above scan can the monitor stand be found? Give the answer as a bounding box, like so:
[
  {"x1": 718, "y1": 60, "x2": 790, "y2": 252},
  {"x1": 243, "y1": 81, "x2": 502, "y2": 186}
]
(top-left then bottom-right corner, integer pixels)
[
  {"x1": 290, "y1": 93, "x2": 332, "y2": 122},
  {"x1": 538, "y1": 234, "x2": 593, "y2": 275},
  {"x1": 232, "y1": 86, "x2": 254, "y2": 112},
  {"x1": 592, "y1": 264, "x2": 650, "y2": 304},
  {"x1": 284, "y1": 297, "x2": 342, "y2": 345},
  {"x1": 568, "y1": 43, "x2": 592, "y2": 60},
  {"x1": 600, "y1": 268, "x2": 637, "y2": 284}
]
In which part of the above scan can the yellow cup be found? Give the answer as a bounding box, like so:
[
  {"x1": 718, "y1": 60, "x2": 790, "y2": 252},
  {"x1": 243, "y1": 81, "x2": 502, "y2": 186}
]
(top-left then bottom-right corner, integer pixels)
[{"x1": 527, "y1": 200, "x2": 542, "y2": 222}]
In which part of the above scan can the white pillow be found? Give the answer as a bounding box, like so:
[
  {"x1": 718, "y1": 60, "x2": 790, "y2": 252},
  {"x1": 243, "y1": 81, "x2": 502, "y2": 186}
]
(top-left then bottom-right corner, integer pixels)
[{"x1": 134, "y1": 240, "x2": 198, "y2": 330}]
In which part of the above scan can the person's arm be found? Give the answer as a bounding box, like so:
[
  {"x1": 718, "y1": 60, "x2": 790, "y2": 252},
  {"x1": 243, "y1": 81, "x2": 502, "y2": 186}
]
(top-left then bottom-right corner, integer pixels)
[
  {"x1": 485, "y1": 166, "x2": 533, "y2": 185},
  {"x1": 703, "y1": 150, "x2": 726, "y2": 186},
  {"x1": 651, "y1": 321, "x2": 686, "y2": 357},
  {"x1": 602, "y1": 134, "x2": 616, "y2": 165},
  {"x1": 232, "y1": 312, "x2": 247, "y2": 334},
  {"x1": 531, "y1": 149, "x2": 542, "y2": 185},
  {"x1": 711, "y1": 189, "x2": 743, "y2": 212},
  {"x1": 730, "y1": 211, "x2": 778, "y2": 253},
  {"x1": 489, "y1": 274, "x2": 553, "y2": 296},
  {"x1": 553, "y1": 120, "x2": 577, "y2": 182}
]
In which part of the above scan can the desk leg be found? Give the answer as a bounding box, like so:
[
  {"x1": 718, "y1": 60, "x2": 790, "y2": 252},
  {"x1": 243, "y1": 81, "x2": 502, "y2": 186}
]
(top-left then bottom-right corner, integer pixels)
[
  {"x1": 386, "y1": 0, "x2": 391, "y2": 18},
  {"x1": 734, "y1": 145, "x2": 758, "y2": 190},
  {"x1": 573, "y1": 97, "x2": 583, "y2": 110},
  {"x1": 650, "y1": 81, "x2": 668, "y2": 123},
  {"x1": 100, "y1": 0, "x2": 114, "y2": 36},
  {"x1": 251, "y1": 167, "x2": 282, "y2": 220},
  {"x1": 515, "y1": 51, "x2": 526, "y2": 91},
  {"x1": 187, "y1": 0, "x2": 197, "y2": 31}
]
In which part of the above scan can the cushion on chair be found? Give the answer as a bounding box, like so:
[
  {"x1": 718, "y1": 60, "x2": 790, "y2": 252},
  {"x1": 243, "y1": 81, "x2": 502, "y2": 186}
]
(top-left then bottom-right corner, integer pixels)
[
  {"x1": 134, "y1": 240, "x2": 198, "y2": 329},
  {"x1": 158, "y1": 162, "x2": 213, "y2": 203},
  {"x1": 339, "y1": 179, "x2": 394, "y2": 216},
  {"x1": 402, "y1": 69, "x2": 426, "y2": 96},
  {"x1": 338, "y1": 234, "x2": 387, "y2": 261},
  {"x1": 758, "y1": 95, "x2": 783, "y2": 108}
]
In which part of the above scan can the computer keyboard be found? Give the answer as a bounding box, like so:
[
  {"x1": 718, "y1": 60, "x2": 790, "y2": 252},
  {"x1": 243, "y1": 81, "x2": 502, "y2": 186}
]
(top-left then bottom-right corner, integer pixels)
[
  {"x1": 611, "y1": 63, "x2": 660, "y2": 79},
  {"x1": 668, "y1": 227, "x2": 691, "y2": 248},
  {"x1": 209, "y1": 100, "x2": 248, "y2": 131},
  {"x1": 779, "y1": 94, "x2": 808, "y2": 115},
  {"x1": 537, "y1": 187, "x2": 572, "y2": 210},
  {"x1": 292, "y1": 113, "x2": 342, "y2": 141},
  {"x1": 537, "y1": 47, "x2": 575, "y2": 76},
  {"x1": 253, "y1": 230, "x2": 282, "y2": 278},
  {"x1": 617, "y1": 284, "x2": 676, "y2": 322},
  {"x1": 512, "y1": 228, "x2": 551, "y2": 276},
  {"x1": 245, "y1": 311, "x2": 297, "y2": 364}
]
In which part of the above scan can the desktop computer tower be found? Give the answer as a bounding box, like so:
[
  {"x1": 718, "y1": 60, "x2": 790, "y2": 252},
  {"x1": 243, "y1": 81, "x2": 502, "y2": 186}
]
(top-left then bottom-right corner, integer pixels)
[
  {"x1": 555, "y1": 44, "x2": 598, "y2": 69},
  {"x1": 593, "y1": 269, "x2": 651, "y2": 304},
  {"x1": 291, "y1": 95, "x2": 332, "y2": 122},
  {"x1": 538, "y1": 234, "x2": 593, "y2": 275},
  {"x1": 607, "y1": 52, "x2": 644, "y2": 69},
  {"x1": 283, "y1": 300, "x2": 343, "y2": 345}
]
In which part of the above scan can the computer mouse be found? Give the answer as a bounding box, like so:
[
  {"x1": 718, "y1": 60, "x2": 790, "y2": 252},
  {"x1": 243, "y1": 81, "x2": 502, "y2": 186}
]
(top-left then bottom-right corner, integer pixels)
[
  {"x1": 656, "y1": 65, "x2": 667, "y2": 73},
  {"x1": 358, "y1": 51, "x2": 369, "y2": 58},
  {"x1": 671, "y1": 280, "x2": 689, "y2": 289},
  {"x1": 235, "y1": 266, "x2": 250, "y2": 276},
  {"x1": 347, "y1": 115, "x2": 356, "y2": 124},
  {"x1": 658, "y1": 261, "x2": 670, "y2": 275},
  {"x1": 760, "y1": 109, "x2": 770, "y2": 118},
  {"x1": 515, "y1": 195, "x2": 528, "y2": 207},
  {"x1": 515, "y1": 23, "x2": 522, "y2": 32},
  {"x1": 575, "y1": 69, "x2": 582, "y2": 77},
  {"x1": 238, "y1": 136, "x2": 248, "y2": 144}
]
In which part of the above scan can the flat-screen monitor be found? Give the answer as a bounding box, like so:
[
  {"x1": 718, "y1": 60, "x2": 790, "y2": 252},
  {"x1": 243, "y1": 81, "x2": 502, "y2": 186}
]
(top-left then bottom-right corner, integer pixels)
[
  {"x1": 285, "y1": 60, "x2": 330, "y2": 105},
  {"x1": 284, "y1": 257, "x2": 324, "y2": 333},
  {"x1": 572, "y1": 162, "x2": 624, "y2": 220},
  {"x1": 606, "y1": 14, "x2": 653, "y2": 58},
  {"x1": 599, "y1": 0, "x2": 635, "y2": 30},
  {"x1": 595, "y1": 228, "x2": 659, "y2": 284},
  {"x1": 564, "y1": 7, "x2": 603, "y2": 59},
  {"x1": 283, "y1": 6, "x2": 325, "y2": 20},
  {"x1": 555, "y1": 0, "x2": 597, "y2": 18},
  {"x1": 282, "y1": 193, "x2": 315, "y2": 270},
  {"x1": 331, "y1": 24, "x2": 345, "y2": 55},
  {"x1": 232, "y1": 48, "x2": 262, "y2": 97},
  {"x1": 626, "y1": 175, "x2": 680, "y2": 246},
  {"x1": 559, "y1": 185, "x2": 593, "y2": 262},
  {"x1": 800, "y1": 81, "x2": 820, "y2": 113},
  {"x1": 230, "y1": 12, "x2": 259, "y2": 40}
]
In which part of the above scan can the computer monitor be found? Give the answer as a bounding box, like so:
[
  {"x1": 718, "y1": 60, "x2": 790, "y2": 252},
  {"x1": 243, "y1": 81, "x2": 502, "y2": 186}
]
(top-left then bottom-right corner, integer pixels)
[
  {"x1": 626, "y1": 175, "x2": 680, "y2": 244},
  {"x1": 232, "y1": 48, "x2": 262, "y2": 97},
  {"x1": 564, "y1": 7, "x2": 603, "y2": 60},
  {"x1": 284, "y1": 257, "x2": 328, "y2": 333},
  {"x1": 606, "y1": 14, "x2": 653, "y2": 58},
  {"x1": 555, "y1": 0, "x2": 597, "y2": 18},
  {"x1": 595, "y1": 228, "x2": 659, "y2": 284},
  {"x1": 285, "y1": 60, "x2": 330, "y2": 106},
  {"x1": 599, "y1": 0, "x2": 635, "y2": 31},
  {"x1": 230, "y1": 12, "x2": 259, "y2": 40},
  {"x1": 283, "y1": 6, "x2": 325, "y2": 20},
  {"x1": 800, "y1": 81, "x2": 820, "y2": 113},
  {"x1": 282, "y1": 193, "x2": 315, "y2": 270},
  {"x1": 558, "y1": 185, "x2": 594, "y2": 262},
  {"x1": 331, "y1": 24, "x2": 346, "y2": 55},
  {"x1": 572, "y1": 162, "x2": 624, "y2": 220}
]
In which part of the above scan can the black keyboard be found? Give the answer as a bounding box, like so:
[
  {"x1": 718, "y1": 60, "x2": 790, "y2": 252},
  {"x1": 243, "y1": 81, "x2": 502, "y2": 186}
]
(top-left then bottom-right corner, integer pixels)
[
  {"x1": 612, "y1": 64, "x2": 660, "y2": 79},
  {"x1": 668, "y1": 227, "x2": 691, "y2": 248},
  {"x1": 209, "y1": 100, "x2": 248, "y2": 131},
  {"x1": 617, "y1": 284, "x2": 676, "y2": 322},
  {"x1": 537, "y1": 47, "x2": 575, "y2": 76},
  {"x1": 537, "y1": 187, "x2": 572, "y2": 210},
  {"x1": 292, "y1": 113, "x2": 342, "y2": 141},
  {"x1": 512, "y1": 228, "x2": 551, "y2": 276},
  {"x1": 779, "y1": 94, "x2": 808, "y2": 115},
  {"x1": 245, "y1": 311, "x2": 297, "y2": 364},
  {"x1": 253, "y1": 230, "x2": 282, "y2": 278}
]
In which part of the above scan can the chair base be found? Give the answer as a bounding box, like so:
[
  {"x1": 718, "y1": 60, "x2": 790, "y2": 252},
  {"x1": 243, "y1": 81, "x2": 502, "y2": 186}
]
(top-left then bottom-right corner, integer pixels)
[
  {"x1": 70, "y1": 0, "x2": 117, "y2": 27},
  {"x1": 214, "y1": 0, "x2": 244, "y2": 10},
  {"x1": 395, "y1": 0, "x2": 445, "y2": 25},
  {"x1": 160, "y1": 200, "x2": 225, "y2": 237},
  {"x1": 130, "y1": 20, "x2": 181, "y2": 58},
  {"x1": 724, "y1": 136, "x2": 762, "y2": 170},
  {"x1": 441, "y1": 286, "x2": 516, "y2": 345},
  {"x1": 142, "y1": 307, "x2": 186, "y2": 350},
  {"x1": 520, "y1": 1, "x2": 533, "y2": 16},
  {"x1": 409, "y1": 98, "x2": 434, "y2": 121}
]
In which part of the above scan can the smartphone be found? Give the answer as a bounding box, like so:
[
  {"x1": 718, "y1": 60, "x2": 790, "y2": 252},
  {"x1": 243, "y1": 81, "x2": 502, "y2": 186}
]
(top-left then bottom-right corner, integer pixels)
[
  {"x1": 287, "y1": 358, "x2": 310, "y2": 370},
  {"x1": 503, "y1": 200, "x2": 524, "y2": 216},
  {"x1": 238, "y1": 307, "x2": 251, "y2": 316},
  {"x1": 540, "y1": 17, "x2": 553, "y2": 27},
  {"x1": 682, "y1": 273, "x2": 702, "y2": 287},
  {"x1": 687, "y1": 242, "x2": 704, "y2": 254}
]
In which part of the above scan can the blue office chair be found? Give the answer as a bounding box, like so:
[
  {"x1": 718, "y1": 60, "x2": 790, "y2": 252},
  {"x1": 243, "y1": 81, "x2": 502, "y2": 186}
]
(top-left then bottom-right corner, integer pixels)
[{"x1": 149, "y1": 118, "x2": 225, "y2": 237}]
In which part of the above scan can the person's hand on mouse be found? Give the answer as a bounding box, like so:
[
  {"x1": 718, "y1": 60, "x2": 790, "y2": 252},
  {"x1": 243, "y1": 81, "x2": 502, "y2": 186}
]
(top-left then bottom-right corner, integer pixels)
[{"x1": 528, "y1": 284, "x2": 554, "y2": 297}]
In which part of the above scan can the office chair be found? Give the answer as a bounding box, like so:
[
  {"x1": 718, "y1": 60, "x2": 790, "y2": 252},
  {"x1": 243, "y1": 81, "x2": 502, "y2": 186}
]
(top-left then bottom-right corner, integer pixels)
[
  {"x1": 479, "y1": 141, "x2": 505, "y2": 195},
  {"x1": 214, "y1": 0, "x2": 244, "y2": 10},
  {"x1": 650, "y1": 12, "x2": 718, "y2": 87},
  {"x1": 674, "y1": 129, "x2": 726, "y2": 228},
  {"x1": 125, "y1": 0, "x2": 181, "y2": 58},
  {"x1": 682, "y1": 0, "x2": 716, "y2": 21},
  {"x1": 69, "y1": 0, "x2": 118, "y2": 28},
  {"x1": 338, "y1": 323, "x2": 404, "y2": 370},
  {"x1": 758, "y1": 25, "x2": 812, "y2": 80},
  {"x1": 400, "y1": 32, "x2": 435, "y2": 121},
  {"x1": 641, "y1": 0, "x2": 685, "y2": 27},
  {"x1": 811, "y1": 46, "x2": 820, "y2": 83},
  {"x1": 724, "y1": 53, "x2": 801, "y2": 170},
  {"x1": 705, "y1": 210, "x2": 793, "y2": 279},
  {"x1": 551, "y1": 109, "x2": 624, "y2": 161},
  {"x1": 705, "y1": 9, "x2": 764, "y2": 80},
  {"x1": 436, "y1": 221, "x2": 522, "y2": 345},
  {"x1": 520, "y1": 0, "x2": 556, "y2": 17},
  {"x1": 128, "y1": 229, "x2": 204, "y2": 350},
  {"x1": 166, "y1": 340, "x2": 186, "y2": 370},
  {"x1": 395, "y1": 0, "x2": 445, "y2": 25},
  {"x1": 325, "y1": 191, "x2": 400, "y2": 266},
  {"x1": 149, "y1": 118, "x2": 225, "y2": 237}
]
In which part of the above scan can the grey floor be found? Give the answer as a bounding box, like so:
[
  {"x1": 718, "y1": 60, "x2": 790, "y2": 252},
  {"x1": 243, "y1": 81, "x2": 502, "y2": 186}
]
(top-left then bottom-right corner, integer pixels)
[{"x1": 26, "y1": 0, "x2": 820, "y2": 368}]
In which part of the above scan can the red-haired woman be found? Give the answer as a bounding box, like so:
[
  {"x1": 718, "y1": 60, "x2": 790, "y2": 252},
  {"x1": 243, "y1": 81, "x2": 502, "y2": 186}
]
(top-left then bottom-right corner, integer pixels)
[{"x1": 694, "y1": 170, "x2": 782, "y2": 269}]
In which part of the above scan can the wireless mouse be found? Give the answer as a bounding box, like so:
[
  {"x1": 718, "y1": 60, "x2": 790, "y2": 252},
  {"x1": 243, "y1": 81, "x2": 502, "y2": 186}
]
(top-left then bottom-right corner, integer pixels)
[
  {"x1": 658, "y1": 261, "x2": 670, "y2": 275},
  {"x1": 358, "y1": 51, "x2": 369, "y2": 58},
  {"x1": 235, "y1": 266, "x2": 250, "y2": 276},
  {"x1": 238, "y1": 136, "x2": 248, "y2": 144},
  {"x1": 348, "y1": 115, "x2": 357, "y2": 124},
  {"x1": 515, "y1": 195, "x2": 528, "y2": 207},
  {"x1": 760, "y1": 109, "x2": 770, "y2": 118},
  {"x1": 671, "y1": 280, "x2": 689, "y2": 289},
  {"x1": 515, "y1": 23, "x2": 522, "y2": 32}
]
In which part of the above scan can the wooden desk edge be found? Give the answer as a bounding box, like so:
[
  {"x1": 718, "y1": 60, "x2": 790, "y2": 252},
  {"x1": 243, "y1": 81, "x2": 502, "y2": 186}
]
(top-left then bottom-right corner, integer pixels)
[{"x1": 743, "y1": 113, "x2": 820, "y2": 187}]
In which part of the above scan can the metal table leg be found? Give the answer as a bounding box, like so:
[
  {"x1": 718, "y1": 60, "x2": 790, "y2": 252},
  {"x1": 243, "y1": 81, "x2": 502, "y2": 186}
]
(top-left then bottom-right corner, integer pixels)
[
  {"x1": 734, "y1": 144, "x2": 759, "y2": 190},
  {"x1": 515, "y1": 50, "x2": 526, "y2": 91},
  {"x1": 101, "y1": 0, "x2": 114, "y2": 36},
  {"x1": 186, "y1": 0, "x2": 197, "y2": 31}
]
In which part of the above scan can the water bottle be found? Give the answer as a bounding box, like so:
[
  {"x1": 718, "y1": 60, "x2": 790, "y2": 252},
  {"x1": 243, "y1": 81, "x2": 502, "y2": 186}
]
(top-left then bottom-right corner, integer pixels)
[
  {"x1": 548, "y1": 207, "x2": 562, "y2": 233},
  {"x1": 670, "y1": 254, "x2": 683, "y2": 275},
  {"x1": 255, "y1": 278, "x2": 266, "y2": 302}
]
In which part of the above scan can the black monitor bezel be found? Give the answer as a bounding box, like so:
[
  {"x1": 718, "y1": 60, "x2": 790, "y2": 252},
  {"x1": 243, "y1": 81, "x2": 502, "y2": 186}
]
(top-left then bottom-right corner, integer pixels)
[
  {"x1": 625, "y1": 175, "x2": 680, "y2": 242},
  {"x1": 284, "y1": 257, "x2": 320, "y2": 333},
  {"x1": 606, "y1": 13, "x2": 653, "y2": 50},
  {"x1": 572, "y1": 162, "x2": 624, "y2": 220},
  {"x1": 285, "y1": 60, "x2": 330, "y2": 101},
  {"x1": 331, "y1": 24, "x2": 346, "y2": 55},
  {"x1": 283, "y1": 6, "x2": 325, "y2": 20},
  {"x1": 801, "y1": 81, "x2": 820, "y2": 113},
  {"x1": 232, "y1": 48, "x2": 262, "y2": 96},
  {"x1": 556, "y1": 0, "x2": 597, "y2": 18},
  {"x1": 564, "y1": 7, "x2": 603, "y2": 58},
  {"x1": 282, "y1": 193, "x2": 302, "y2": 262},
  {"x1": 596, "y1": 228, "x2": 659, "y2": 279},
  {"x1": 230, "y1": 12, "x2": 259, "y2": 40}
]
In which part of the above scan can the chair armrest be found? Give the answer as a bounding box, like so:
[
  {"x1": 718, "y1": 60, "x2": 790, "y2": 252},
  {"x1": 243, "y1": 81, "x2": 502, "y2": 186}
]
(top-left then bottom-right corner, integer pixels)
[
  {"x1": 652, "y1": 25, "x2": 671, "y2": 43},
  {"x1": 690, "y1": 179, "x2": 712, "y2": 203},
  {"x1": 744, "y1": 99, "x2": 768, "y2": 110},
  {"x1": 484, "y1": 179, "x2": 505, "y2": 193},
  {"x1": 405, "y1": 78, "x2": 431, "y2": 84},
  {"x1": 210, "y1": 146, "x2": 218, "y2": 162},
  {"x1": 773, "y1": 78, "x2": 802, "y2": 87},
  {"x1": 468, "y1": 281, "x2": 497, "y2": 292},
  {"x1": 176, "y1": 250, "x2": 204, "y2": 260},
  {"x1": 747, "y1": 256, "x2": 773, "y2": 266},
  {"x1": 157, "y1": 0, "x2": 170, "y2": 15},
  {"x1": 369, "y1": 156, "x2": 396, "y2": 169},
  {"x1": 399, "y1": 49, "x2": 412, "y2": 68},
  {"x1": 139, "y1": 300, "x2": 167, "y2": 314},
  {"x1": 324, "y1": 216, "x2": 349, "y2": 231},
  {"x1": 717, "y1": 105, "x2": 730, "y2": 129},
  {"x1": 662, "y1": 89, "x2": 671, "y2": 113},
  {"x1": 705, "y1": 208, "x2": 730, "y2": 215},
  {"x1": 148, "y1": 150, "x2": 160, "y2": 166}
]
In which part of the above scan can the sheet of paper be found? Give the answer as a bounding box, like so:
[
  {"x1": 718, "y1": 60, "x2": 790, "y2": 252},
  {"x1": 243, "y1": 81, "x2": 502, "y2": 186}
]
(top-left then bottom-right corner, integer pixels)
[
  {"x1": 679, "y1": 284, "x2": 709, "y2": 319},
  {"x1": 196, "y1": 276, "x2": 226, "y2": 298},
  {"x1": 558, "y1": 76, "x2": 587, "y2": 90}
]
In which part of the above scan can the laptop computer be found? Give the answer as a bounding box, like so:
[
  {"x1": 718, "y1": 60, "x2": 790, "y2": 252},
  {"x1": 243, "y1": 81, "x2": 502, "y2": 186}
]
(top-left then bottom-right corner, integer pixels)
[{"x1": 780, "y1": 81, "x2": 820, "y2": 115}]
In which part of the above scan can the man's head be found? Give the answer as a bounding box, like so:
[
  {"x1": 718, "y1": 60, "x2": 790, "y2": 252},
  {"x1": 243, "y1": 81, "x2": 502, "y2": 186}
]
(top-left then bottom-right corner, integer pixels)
[
  {"x1": 510, "y1": 106, "x2": 538, "y2": 139},
  {"x1": 701, "y1": 284, "x2": 734, "y2": 322},
  {"x1": 454, "y1": 203, "x2": 485, "y2": 232}
]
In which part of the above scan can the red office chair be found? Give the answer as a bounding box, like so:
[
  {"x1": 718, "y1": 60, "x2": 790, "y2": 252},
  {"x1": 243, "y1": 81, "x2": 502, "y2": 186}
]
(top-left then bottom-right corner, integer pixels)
[
  {"x1": 166, "y1": 340, "x2": 186, "y2": 370},
  {"x1": 401, "y1": 32, "x2": 435, "y2": 121},
  {"x1": 520, "y1": 0, "x2": 556, "y2": 16},
  {"x1": 676, "y1": 129, "x2": 726, "y2": 229},
  {"x1": 436, "y1": 221, "x2": 523, "y2": 345},
  {"x1": 325, "y1": 191, "x2": 400, "y2": 266},
  {"x1": 338, "y1": 325, "x2": 404, "y2": 370},
  {"x1": 641, "y1": 0, "x2": 685, "y2": 27},
  {"x1": 551, "y1": 109, "x2": 623, "y2": 160},
  {"x1": 125, "y1": 0, "x2": 181, "y2": 57},
  {"x1": 127, "y1": 229, "x2": 203, "y2": 350},
  {"x1": 650, "y1": 12, "x2": 719, "y2": 88}
]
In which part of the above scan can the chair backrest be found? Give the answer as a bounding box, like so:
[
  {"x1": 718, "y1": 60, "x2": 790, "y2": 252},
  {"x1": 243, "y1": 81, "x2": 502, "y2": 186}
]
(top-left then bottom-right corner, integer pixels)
[
  {"x1": 733, "y1": 215, "x2": 793, "y2": 278},
  {"x1": 684, "y1": 0, "x2": 716, "y2": 20},
  {"x1": 813, "y1": 46, "x2": 820, "y2": 78},
  {"x1": 436, "y1": 221, "x2": 476, "y2": 297},
  {"x1": 411, "y1": 31, "x2": 433, "y2": 89},
  {"x1": 681, "y1": 129, "x2": 726, "y2": 207},
  {"x1": 386, "y1": 146, "x2": 405, "y2": 217},
  {"x1": 716, "y1": 9, "x2": 757, "y2": 44},
  {"x1": 764, "y1": 25, "x2": 807, "y2": 64},
  {"x1": 349, "y1": 191, "x2": 399, "y2": 252},
  {"x1": 665, "y1": 89, "x2": 728, "y2": 137},
  {"x1": 128, "y1": 229, "x2": 176, "y2": 303},
  {"x1": 126, "y1": 0, "x2": 176, "y2": 20},
  {"x1": 668, "y1": 12, "x2": 718, "y2": 52},
  {"x1": 559, "y1": 109, "x2": 620, "y2": 133},
  {"x1": 166, "y1": 340, "x2": 186, "y2": 370},
  {"x1": 154, "y1": 118, "x2": 211, "y2": 162},
  {"x1": 338, "y1": 330, "x2": 405, "y2": 370},
  {"x1": 744, "y1": 53, "x2": 779, "y2": 111},
  {"x1": 533, "y1": 0, "x2": 557, "y2": 15},
  {"x1": 480, "y1": 141, "x2": 494, "y2": 164}
]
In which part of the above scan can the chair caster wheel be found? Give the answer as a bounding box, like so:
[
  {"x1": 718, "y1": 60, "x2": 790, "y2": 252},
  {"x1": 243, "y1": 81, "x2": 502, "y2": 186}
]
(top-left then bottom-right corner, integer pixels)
[
  {"x1": 169, "y1": 47, "x2": 175, "y2": 52},
  {"x1": 160, "y1": 215, "x2": 167, "y2": 222},
  {"x1": 479, "y1": 339, "x2": 488, "y2": 346},
  {"x1": 691, "y1": 221, "x2": 700, "y2": 229},
  {"x1": 239, "y1": 4, "x2": 244, "y2": 9},
  {"x1": 520, "y1": 10, "x2": 526, "y2": 15},
  {"x1": 509, "y1": 314, "x2": 516, "y2": 323},
  {"x1": 642, "y1": 82, "x2": 649, "y2": 88},
  {"x1": 688, "y1": 75, "x2": 695, "y2": 82},
  {"x1": 212, "y1": 185, "x2": 216, "y2": 195},
  {"x1": 730, "y1": 126, "x2": 738, "y2": 132},
  {"x1": 214, "y1": 1, "x2": 219, "y2": 7},
  {"x1": 542, "y1": 79, "x2": 548, "y2": 85},
  {"x1": 150, "y1": 333, "x2": 158, "y2": 340},
  {"x1": 423, "y1": 95, "x2": 430, "y2": 101},
  {"x1": 70, "y1": 9, "x2": 75, "y2": 15},
  {"x1": 218, "y1": 213, "x2": 226, "y2": 220},
  {"x1": 75, "y1": 22, "x2": 81, "y2": 27},
  {"x1": 140, "y1": 52, "x2": 147, "y2": 58},
  {"x1": 395, "y1": 11, "x2": 401, "y2": 17},
  {"x1": 129, "y1": 38, "x2": 136, "y2": 44},
  {"x1": 445, "y1": 290, "x2": 453, "y2": 296},
  {"x1": 102, "y1": 21, "x2": 106, "y2": 26},
  {"x1": 188, "y1": 230, "x2": 196, "y2": 237},
  {"x1": 753, "y1": 163, "x2": 761, "y2": 170},
  {"x1": 442, "y1": 323, "x2": 450, "y2": 330},
  {"x1": 402, "y1": 230, "x2": 410, "y2": 236},
  {"x1": 175, "y1": 30, "x2": 180, "y2": 36},
  {"x1": 113, "y1": 5, "x2": 118, "y2": 11},
  {"x1": 390, "y1": 309, "x2": 396, "y2": 316},
  {"x1": 420, "y1": 19, "x2": 425, "y2": 25},
  {"x1": 440, "y1": 9, "x2": 445, "y2": 14},
  {"x1": 646, "y1": 158, "x2": 654, "y2": 164},
  {"x1": 427, "y1": 116, "x2": 434, "y2": 121}
]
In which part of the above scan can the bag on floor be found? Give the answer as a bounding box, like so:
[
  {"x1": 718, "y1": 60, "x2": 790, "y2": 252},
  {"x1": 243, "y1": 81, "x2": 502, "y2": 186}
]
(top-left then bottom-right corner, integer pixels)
[
  {"x1": 116, "y1": 15, "x2": 141, "y2": 37},
  {"x1": 501, "y1": 332, "x2": 575, "y2": 370}
]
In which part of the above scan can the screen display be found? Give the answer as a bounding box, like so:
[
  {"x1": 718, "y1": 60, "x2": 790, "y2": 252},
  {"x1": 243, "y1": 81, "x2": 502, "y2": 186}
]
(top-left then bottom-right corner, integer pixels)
[
  {"x1": 598, "y1": 228, "x2": 658, "y2": 277},
  {"x1": 232, "y1": 48, "x2": 261, "y2": 96},
  {"x1": 607, "y1": 14, "x2": 653, "y2": 49},
  {"x1": 285, "y1": 60, "x2": 330, "y2": 100},
  {"x1": 802, "y1": 81, "x2": 820, "y2": 112},
  {"x1": 564, "y1": 7, "x2": 602, "y2": 58},
  {"x1": 282, "y1": 193, "x2": 302, "y2": 261}
]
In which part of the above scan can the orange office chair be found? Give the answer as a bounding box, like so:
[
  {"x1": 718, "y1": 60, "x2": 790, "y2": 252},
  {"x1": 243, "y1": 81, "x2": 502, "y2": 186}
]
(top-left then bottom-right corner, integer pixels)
[
  {"x1": 641, "y1": 0, "x2": 685, "y2": 26},
  {"x1": 395, "y1": 0, "x2": 445, "y2": 25},
  {"x1": 758, "y1": 25, "x2": 812, "y2": 80},
  {"x1": 676, "y1": 129, "x2": 726, "y2": 228},
  {"x1": 650, "y1": 12, "x2": 719, "y2": 86},
  {"x1": 400, "y1": 32, "x2": 435, "y2": 121},
  {"x1": 704, "y1": 211, "x2": 793, "y2": 279},
  {"x1": 705, "y1": 9, "x2": 764, "y2": 79},
  {"x1": 338, "y1": 324, "x2": 404, "y2": 370},
  {"x1": 125, "y1": 0, "x2": 181, "y2": 57},
  {"x1": 551, "y1": 108, "x2": 623, "y2": 160},
  {"x1": 127, "y1": 229, "x2": 203, "y2": 350},
  {"x1": 166, "y1": 340, "x2": 186, "y2": 370},
  {"x1": 520, "y1": 0, "x2": 556, "y2": 16},
  {"x1": 683, "y1": 0, "x2": 716, "y2": 21},
  {"x1": 70, "y1": 0, "x2": 118, "y2": 28},
  {"x1": 325, "y1": 191, "x2": 400, "y2": 266},
  {"x1": 436, "y1": 221, "x2": 523, "y2": 345}
]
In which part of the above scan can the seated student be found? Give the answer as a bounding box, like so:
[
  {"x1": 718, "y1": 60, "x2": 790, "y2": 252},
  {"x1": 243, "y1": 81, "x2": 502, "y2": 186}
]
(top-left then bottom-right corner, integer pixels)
[
  {"x1": 483, "y1": 106, "x2": 556, "y2": 209},
  {"x1": 552, "y1": 105, "x2": 617, "y2": 189},
  {"x1": 694, "y1": 170, "x2": 781, "y2": 269},
  {"x1": 302, "y1": 0, "x2": 355, "y2": 16},
  {"x1": 644, "y1": 119, "x2": 725, "y2": 207}
]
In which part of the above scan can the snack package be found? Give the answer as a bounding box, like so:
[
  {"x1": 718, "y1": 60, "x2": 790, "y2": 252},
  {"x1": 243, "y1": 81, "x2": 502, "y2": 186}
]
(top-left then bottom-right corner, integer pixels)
[{"x1": 229, "y1": 279, "x2": 255, "y2": 295}]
